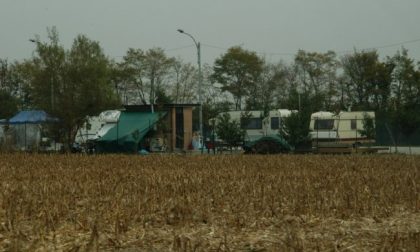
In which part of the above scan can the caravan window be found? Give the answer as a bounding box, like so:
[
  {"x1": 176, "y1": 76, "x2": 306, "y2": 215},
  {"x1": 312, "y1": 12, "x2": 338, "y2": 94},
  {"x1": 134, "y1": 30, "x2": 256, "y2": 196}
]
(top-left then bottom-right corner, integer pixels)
[
  {"x1": 271, "y1": 117, "x2": 280, "y2": 129},
  {"x1": 314, "y1": 119, "x2": 334, "y2": 130},
  {"x1": 351, "y1": 119, "x2": 357, "y2": 130},
  {"x1": 241, "y1": 117, "x2": 262, "y2": 129}
]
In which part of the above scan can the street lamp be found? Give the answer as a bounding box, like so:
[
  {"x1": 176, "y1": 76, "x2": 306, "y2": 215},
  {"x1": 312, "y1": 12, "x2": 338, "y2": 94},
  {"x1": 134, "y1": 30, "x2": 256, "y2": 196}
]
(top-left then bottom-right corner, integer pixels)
[{"x1": 177, "y1": 29, "x2": 203, "y2": 152}]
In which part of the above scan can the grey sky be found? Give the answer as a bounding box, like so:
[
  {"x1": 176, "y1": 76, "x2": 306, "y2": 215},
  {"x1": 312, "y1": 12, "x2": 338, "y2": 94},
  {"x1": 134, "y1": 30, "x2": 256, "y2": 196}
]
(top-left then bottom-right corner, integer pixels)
[{"x1": 1, "y1": 0, "x2": 420, "y2": 65}]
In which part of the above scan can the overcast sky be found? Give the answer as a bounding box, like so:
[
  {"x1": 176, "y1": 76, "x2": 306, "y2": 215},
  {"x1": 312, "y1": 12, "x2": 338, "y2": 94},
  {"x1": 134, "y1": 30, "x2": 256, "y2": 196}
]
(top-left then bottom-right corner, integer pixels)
[{"x1": 1, "y1": 0, "x2": 420, "y2": 65}]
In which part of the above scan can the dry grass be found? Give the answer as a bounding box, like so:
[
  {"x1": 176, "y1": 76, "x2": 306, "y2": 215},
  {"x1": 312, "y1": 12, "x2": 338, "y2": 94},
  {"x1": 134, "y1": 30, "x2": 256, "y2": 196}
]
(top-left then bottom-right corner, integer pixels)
[{"x1": 0, "y1": 153, "x2": 419, "y2": 251}]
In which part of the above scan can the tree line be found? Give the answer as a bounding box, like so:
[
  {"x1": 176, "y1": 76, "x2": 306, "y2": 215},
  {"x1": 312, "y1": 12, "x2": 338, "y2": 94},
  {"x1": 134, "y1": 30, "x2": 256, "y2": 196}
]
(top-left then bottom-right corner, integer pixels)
[{"x1": 1, "y1": 27, "x2": 420, "y2": 148}]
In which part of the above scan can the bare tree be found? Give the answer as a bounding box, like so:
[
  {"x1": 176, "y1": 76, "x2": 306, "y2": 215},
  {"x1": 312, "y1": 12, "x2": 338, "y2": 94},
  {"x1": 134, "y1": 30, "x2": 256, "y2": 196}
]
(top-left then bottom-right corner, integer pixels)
[{"x1": 171, "y1": 59, "x2": 196, "y2": 104}]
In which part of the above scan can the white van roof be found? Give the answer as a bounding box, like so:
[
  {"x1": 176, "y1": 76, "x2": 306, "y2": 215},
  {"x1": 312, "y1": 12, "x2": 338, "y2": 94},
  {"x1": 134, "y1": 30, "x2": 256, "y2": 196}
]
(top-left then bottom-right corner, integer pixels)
[
  {"x1": 337, "y1": 111, "x2": 375, "y2": 119},
  {"x1": 99, "y1": 110, "x2": 121, "y2": 123},
  {"x1": 311, "y1": 111, "x2": 335, "y2": 119}
]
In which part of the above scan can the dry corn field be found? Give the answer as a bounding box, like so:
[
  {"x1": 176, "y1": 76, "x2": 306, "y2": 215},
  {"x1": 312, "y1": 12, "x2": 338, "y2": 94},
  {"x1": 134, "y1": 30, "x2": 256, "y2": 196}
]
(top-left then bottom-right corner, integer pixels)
[{"x1": 0, "y1": 154, "x2": 419, "y2": 251}]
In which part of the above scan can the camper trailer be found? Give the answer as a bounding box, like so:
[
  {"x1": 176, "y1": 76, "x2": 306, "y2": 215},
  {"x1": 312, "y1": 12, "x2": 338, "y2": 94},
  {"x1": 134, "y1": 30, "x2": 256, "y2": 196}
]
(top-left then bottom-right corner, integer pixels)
[
  {"x1": 215, "y1": 109, "x2": 294, "y2": 142},
  {"x1": 74, "y1": 110, "x2": 120, "y2": 151},
  {"x1": 309, "y1": 111, "x2": 375, "y2": 146}
]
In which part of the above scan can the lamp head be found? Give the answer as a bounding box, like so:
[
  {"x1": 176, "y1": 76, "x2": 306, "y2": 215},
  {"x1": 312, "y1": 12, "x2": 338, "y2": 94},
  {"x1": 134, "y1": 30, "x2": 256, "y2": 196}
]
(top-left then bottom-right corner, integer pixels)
[
  {"x1": 177, "y1": 29, "x2": 184, "y2": 34},
  {"x1": 29, "y1": 39, "x2": 36, "y2": 43}
]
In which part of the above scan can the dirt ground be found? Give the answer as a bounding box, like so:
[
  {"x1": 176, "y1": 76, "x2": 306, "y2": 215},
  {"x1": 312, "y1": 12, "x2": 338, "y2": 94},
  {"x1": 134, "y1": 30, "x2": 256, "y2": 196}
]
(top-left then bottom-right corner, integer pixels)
[
  {"x1": 0, "y1": 154, "x2": 419, "y2": 251},
  {"x1": 3, "y1": 212, "x2": 418, "y2": 251}
]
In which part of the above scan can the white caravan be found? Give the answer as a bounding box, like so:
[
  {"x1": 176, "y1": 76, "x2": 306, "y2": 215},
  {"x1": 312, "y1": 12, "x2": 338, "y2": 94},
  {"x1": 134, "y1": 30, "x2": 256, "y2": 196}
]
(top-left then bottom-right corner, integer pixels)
[
  {"x1": 309, "y1": 111, "x2": 375, "y2": 145},
  {"x1": 215, "y1": 109, "x2": 294, "y2": 142},
  {"x1": 74, "y1": 110, "x2": 121, "y2": 145}
]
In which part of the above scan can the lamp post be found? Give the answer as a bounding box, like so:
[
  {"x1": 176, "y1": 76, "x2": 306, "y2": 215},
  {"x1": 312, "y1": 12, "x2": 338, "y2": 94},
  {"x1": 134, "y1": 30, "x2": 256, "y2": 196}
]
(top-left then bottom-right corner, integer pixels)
[{"x1": 177, "y1": 29, "x2": 203, "y2": 152}]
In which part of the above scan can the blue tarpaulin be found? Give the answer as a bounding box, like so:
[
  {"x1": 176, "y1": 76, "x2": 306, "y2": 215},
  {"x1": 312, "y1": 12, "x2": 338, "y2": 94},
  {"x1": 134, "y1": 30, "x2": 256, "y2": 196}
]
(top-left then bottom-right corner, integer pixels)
[{"x1": 9, "y1": 110, "x2": 57, "y2": 124}]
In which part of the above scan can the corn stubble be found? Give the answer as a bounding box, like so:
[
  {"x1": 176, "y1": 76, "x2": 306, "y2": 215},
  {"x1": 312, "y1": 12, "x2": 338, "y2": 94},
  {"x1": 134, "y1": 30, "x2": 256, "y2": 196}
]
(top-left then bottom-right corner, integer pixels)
[{"x1": 0, "y1": 154, "x2": 419, "y2": 251}]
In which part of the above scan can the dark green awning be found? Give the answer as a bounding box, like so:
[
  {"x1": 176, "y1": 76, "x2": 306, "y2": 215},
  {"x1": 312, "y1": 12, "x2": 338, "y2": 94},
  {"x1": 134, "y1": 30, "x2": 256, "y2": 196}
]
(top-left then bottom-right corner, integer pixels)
[{"x1": 96, "y1": 111, "x2": 165, "y2": 153}]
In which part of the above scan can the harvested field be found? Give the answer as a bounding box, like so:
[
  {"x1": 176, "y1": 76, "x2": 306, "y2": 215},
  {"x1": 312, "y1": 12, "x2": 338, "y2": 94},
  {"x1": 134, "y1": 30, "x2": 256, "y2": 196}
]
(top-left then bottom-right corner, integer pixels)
[{"x1": 0, "y1": 154, "x2": 419, "y2": 251}]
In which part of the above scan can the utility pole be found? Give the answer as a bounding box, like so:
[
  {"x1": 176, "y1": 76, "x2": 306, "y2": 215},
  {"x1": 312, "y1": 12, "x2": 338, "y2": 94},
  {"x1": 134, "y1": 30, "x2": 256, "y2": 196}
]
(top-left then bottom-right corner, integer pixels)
[{"x1": 177, "y1": 29, "x2": 203, "y2": 153}]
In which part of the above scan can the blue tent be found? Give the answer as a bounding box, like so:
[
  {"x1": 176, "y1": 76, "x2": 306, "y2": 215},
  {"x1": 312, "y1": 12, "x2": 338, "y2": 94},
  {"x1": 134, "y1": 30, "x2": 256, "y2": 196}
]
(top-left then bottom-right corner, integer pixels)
[
  {"x1": 5, "y1": 110, "x2": 56, "y2": 150},
  {"x1": 9, "y1": 110, "x2": 57, "y2": 124}
]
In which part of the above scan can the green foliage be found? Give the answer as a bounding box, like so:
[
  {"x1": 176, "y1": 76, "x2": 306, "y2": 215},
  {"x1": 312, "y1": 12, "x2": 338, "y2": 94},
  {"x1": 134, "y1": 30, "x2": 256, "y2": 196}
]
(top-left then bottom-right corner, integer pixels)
[
  {"x1": 117, "y1": 48, "x2": 147, "y2": 104},
  {"x1": 341, "y1": 50, "x2": 392, "y2": 111},
  {"x1": 389, "y1": 49, "x2": 420, "y2": 109},
  {"x1": 246, "y1": 63, "x2": 285, "y2": 111},
  {"x1": 201, "y1": 101, "x2": 233, "y2": 135},
  {"x1": 0, "y1": 90, "x2": 19, "y2": 119},
  {"x1": 399, "y1": 107, "x2": 420, "y2": 138},
  {"x1": 3, "y1": 27, "x2": 420, "y2": 149},
  {"x1": 212, "y1": 46, "x2": 264, "y2": 110},
  {"x1": 172, "y1": 60, "x2": 197, "y2": 104},
  {"x1": 215, "y1": 113, "x2": 246, "y2": 148},
  {"x1": 358, "y1": 113, "x2": 376, "y2": 140},
  {"x1": 281, "y1": 111, "x2": 311, "y2": 149},
  {"x1": 0, "y1": 59, "x2": 21, "y2": 118},
  {"x1": 6, "y1": 61, "x2": 36, "y2": 109},
  {"x1": 30, "y1": 27, "x2": 120, "y2": 150},
  {"x1": 293, "y1": 50, "x2": 339, "y2": 111},
  {"x1": 30, "y1": 27, "x2": 66, "y2": 112},
  {"x1": 155, "y1": 85, "x2": 173, "y2": 105},
  {"x1": 143, "y1": 48, "x2": 176, "y2": 104},
  {"x1": 116, "y1": 48, "x2": 176, "y2": 105},
  {"x1": 386, "y1": 48, "x2": 420, "y2": 142}
]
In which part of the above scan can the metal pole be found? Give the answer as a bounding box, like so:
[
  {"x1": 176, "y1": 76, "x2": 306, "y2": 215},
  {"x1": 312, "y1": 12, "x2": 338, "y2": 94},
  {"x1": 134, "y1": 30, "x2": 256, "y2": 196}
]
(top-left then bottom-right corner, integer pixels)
[
  {"x1": 355, "y1": 116, "x2": 358, "y2": 153},
  {"x1": 197, "y1": 42, "x2": 203, "y2": 153},
  {"x1": 51, "y1": 75, "x2": 54, "y2": 112},
  {"x1": 177, "y1": 29, "x2": 203, "y2": 153},
  {"x1": 116, "y1": 119, "x2": 119, "y2": 146},
  {"x1": 298, "y1": 92, "x2": 301, "y2": 112},
  {"x1": 25, "y1": 122, "x2": 27, "y2": 151},
  {"x1": 316, "y1": 117, "x2": 319, "y2": 152},
  {"x1": 212, "y1": 119, "x2": 216, "y2": 154}
]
